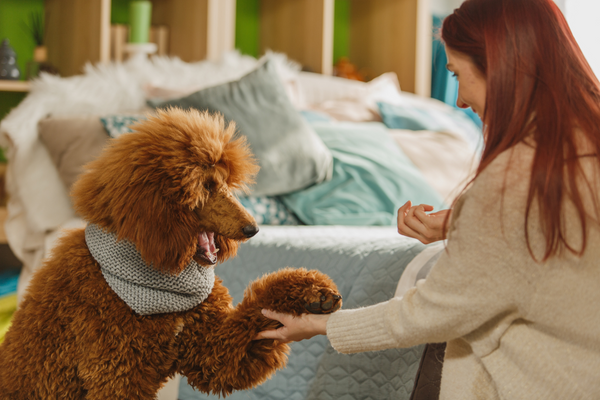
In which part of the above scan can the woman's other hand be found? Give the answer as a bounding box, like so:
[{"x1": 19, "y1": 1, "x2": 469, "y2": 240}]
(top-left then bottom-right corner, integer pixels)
[
  {"x1": 254, "y1": 309, "x2": 330, "y2": 342},
  {"x1": 397, "y1": 201, "x2": 451, "y2": 244}
]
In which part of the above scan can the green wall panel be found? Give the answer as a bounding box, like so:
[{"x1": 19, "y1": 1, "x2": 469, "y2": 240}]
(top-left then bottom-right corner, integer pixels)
[
  {"x1": 0, "y1": 0, "x2": 44, "y2": 78},
  {"x1": 111, "y1": 0, "x2": 131, "y2": 25},
  {"x1": 235, "y1": 0, "x2": 260, "y2": 58},
  {"x1": 333, "y1": 0, "x2": 350, "y2": 64}
]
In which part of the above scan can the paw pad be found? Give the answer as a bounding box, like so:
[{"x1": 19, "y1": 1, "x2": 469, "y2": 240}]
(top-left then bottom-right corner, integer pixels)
[{"x1": 304, "y1": 291, "x2": 342, "y2": 314}]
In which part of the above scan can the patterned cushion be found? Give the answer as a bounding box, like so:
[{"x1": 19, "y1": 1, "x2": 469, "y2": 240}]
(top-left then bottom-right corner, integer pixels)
[
  {"x1": 100, "y1": 115, "x2": 147, "y2": 138},
  {"x1": 238, "y1": 196, "x2": 299, "y2": 226}
]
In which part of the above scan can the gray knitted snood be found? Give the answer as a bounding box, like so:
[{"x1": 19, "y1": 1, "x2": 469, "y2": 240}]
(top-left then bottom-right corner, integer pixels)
[{"x1": 85, "y1": 223, "x2": 215, "y2": 315}]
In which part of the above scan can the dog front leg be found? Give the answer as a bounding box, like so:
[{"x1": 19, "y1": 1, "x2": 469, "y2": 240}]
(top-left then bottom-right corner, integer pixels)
[
  {"x1": 176, "y1": 277, "x2": 287, "y2": 397},
  {"x1": 179, "y1": 268, "x2": 341, "y2": 397}
]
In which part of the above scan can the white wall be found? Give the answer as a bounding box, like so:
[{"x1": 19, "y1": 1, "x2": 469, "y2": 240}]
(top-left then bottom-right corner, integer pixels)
[
  {"x1": 553, "y1": 0, "x2": 566, "y2": 13},
  {"x1": 564, "y1": 0, "x2": 600, "y2": 78},
  {"x1": 430, "y1": 0, "x2": 464, "y2": 16}
]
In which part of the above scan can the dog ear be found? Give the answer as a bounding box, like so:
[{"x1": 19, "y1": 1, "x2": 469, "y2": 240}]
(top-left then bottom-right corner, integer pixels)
[
  {"x1": 72, "y1": 141, "x2": 202, "y2": 274},
  {"x1": 116, "y1": 192, "x2": 198, "y2": 274},
  {"x1": 73, "y1": 171, "x2": 198, "y2": 274}
]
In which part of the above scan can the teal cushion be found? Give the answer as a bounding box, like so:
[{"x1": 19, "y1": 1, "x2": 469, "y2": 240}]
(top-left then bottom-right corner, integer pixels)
[
  {"x1": 281, "y1": 122, "x2": 445, "y2": 226},
  {"x1": 149, "y1": 59, "x2": 333, "y2": 196}
]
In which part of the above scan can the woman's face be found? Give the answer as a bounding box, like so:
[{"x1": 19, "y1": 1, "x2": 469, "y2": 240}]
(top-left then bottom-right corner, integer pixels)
[{"x1": 445, "y1": 47, "x2": 487, "y2": 118}]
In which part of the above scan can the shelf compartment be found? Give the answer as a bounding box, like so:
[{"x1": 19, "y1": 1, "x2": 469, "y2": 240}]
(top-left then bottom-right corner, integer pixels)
[
  {"x1": 260, "y1": 0, "x2": 334, "y2": 75},
  {"x1": 150, "y1": 0, "x2": 236, "y2": 62},
  {"x1": 45, "y1": 0, "x2": 111, "y2": 77},
  {"x1": 349, "y1": 0, "x2": 431, "y2": 95}
]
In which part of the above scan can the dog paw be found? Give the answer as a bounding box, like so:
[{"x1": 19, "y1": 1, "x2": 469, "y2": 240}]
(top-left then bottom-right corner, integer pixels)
[
  {"x1": 249, "y1": 267, "x2": 342, "y2": 316},
  {"x1": 303, "y1": 290, "x2": 342, "y2": 314}
]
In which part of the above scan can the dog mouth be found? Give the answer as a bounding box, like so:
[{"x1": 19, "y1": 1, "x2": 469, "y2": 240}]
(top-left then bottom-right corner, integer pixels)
[{"x1": 195, "y1": 231, "x2": 219, "y2": 265}]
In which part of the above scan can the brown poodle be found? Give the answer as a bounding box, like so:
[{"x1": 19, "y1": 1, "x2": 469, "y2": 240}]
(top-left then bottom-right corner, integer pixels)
[{"x1": 0, "y1": 108, "x2": 341, "y2": 399}]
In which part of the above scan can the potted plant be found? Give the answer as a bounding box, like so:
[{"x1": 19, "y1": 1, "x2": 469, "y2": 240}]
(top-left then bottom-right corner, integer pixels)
[{"x1": 25, "y1": 11, "x2": 58, "y2": 79}]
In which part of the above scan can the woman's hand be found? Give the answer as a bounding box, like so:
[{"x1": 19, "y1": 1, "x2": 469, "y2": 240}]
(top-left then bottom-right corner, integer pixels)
[
  {"x1": 254, "y1": 309, "x2": 330, "y2": 342},
  {"x1": 397, "y1": 201, "x2": 451, "y2": 244}
]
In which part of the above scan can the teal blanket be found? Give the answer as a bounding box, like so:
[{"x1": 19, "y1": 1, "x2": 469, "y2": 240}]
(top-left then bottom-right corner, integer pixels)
[{"x1": 280, "y1": 122, "x2": 446, "y2": 226}]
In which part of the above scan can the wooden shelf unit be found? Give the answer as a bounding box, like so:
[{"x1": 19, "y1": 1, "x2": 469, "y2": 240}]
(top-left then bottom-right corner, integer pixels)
[
  {"x1": 260, "y1": 0, "x2": 335, "y2": 76},
  {"x1": 150, "y1": 0, "x2": 235, "y2": 63},
  {"x1": 45, "y1": 0, "x2": 111, "y2": 78},
  {"x1": 349, "y1": 0, "x2": 432, "y2": 95},
  {"x1": 45, "y1": 0, "x2": 235, "y2": 76},
  {"x1": 43, "y1": 0, "x2": 431, "y2": 96},
  {"x1": 257, "y1": 0, "x2": 431, "y2": 95}
]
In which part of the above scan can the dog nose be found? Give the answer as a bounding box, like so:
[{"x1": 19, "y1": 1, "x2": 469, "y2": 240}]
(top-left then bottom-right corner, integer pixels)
[{"x1": 242, "y1": 224, "x2": 259, "y2": 238}]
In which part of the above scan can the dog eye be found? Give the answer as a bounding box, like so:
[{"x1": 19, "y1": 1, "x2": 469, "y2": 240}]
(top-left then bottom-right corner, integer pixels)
[{"x1": 204, "y1": 183, "x2": 213, "y2": 193}]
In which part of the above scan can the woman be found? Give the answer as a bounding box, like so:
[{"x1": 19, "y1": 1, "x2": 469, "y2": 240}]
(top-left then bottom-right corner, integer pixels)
[{"x1": 256, "y1": 0, "x2": 600, "y2": 398}]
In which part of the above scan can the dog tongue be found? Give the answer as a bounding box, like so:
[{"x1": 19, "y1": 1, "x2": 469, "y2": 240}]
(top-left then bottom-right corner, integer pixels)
[{"x1": 198, "y1": 232, "x2": 217, "y2": 263}]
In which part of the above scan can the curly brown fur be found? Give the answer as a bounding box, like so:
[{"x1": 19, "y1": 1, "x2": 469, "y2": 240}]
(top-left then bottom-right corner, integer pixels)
[{"x1": 0, "y1": 108, "x2": 341, "y2": 399}]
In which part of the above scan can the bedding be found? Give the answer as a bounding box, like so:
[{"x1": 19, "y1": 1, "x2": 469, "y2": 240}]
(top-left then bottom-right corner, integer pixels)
[
  {"x1": 281, "y1": 122, "x2": 446, "y2": 225},
  {"x1": 377, "y1": 99, "x2": 483, "y2": 152},
  {"x1": 178, "y1": 225, "x2": 430, "y2": 400},
  {"x1": 100, "y1": 114, "x2": 148, "y2": 137},
  {"x1": 38, "y1": 116, "x2": 109, "y2": 194},
  {"x1": 38, "y1": 113, "x2": 302, "y2": 226},
  {"x1": 388, "y1": 129, "x2": 477, "y2": 203}
]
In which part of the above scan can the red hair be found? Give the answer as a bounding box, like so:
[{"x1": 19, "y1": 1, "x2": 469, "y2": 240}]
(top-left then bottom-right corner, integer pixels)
[{"x1": 442, "y1": 0, "x2": 600, "y2": 260}]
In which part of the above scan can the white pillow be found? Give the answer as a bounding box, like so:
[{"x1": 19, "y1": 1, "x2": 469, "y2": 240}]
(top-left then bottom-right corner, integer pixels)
[
  {"x1": 295, "y1": 71, "x2": 369, "y2": 107},
  {"x1": 301, "y1": 72, "x2": 403, "y2": 122}
]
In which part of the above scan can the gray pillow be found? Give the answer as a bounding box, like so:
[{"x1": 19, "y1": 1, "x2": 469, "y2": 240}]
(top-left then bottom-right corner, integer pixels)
[{"x1": 149, "y1": 59, "x2": 333, "y2": 196}]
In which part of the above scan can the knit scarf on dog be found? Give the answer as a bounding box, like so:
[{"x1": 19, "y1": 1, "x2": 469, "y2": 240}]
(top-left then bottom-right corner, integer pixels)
[{"x1": 85, "y1": 223, "x2": 215, "y2": 315}]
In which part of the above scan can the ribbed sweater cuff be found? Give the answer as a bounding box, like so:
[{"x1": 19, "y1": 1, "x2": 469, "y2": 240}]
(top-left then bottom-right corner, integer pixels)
[{"x1": 326, "y1": 300, "x2": 398, "y2": 354}]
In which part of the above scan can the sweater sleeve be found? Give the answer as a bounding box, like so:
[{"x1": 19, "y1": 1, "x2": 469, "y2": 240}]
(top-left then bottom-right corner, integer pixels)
[{"x1": 327, "y1": 146, "x2": 542, "y2": 354}]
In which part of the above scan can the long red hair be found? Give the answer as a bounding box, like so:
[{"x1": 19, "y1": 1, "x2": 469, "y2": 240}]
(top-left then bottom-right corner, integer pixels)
[{"x1": 442, "y1": 0, "x2": 600, "y2": 260}]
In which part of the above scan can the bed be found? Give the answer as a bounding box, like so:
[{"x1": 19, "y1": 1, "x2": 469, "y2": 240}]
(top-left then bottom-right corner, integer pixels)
[{"x1": 0, "y1": 52, "x2": 481, "y2": 399}]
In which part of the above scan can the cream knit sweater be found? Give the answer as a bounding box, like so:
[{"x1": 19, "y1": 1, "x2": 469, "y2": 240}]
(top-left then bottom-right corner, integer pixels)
[{"x1": 327, "y1": 142, "x2": 600, "y2": 399}]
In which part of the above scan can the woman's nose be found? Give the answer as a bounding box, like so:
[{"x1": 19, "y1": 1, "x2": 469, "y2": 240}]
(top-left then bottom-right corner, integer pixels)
[{"x1": 456, "y1": 97, "x2": 468, "y2": 109}]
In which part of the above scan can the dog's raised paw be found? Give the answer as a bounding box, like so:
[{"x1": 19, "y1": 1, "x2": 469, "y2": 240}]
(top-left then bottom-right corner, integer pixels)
[
  {"x1": 304, "y1": 290, "x2": 342, "y2": 314},
  {"x1": 253, "y1": 267, "x2": 342, "y2": 316}
]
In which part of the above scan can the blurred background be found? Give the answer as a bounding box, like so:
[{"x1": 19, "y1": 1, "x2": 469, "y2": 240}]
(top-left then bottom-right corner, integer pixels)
[{"x1": 1, "y1": 0, "x2": 597, "y2": 121}]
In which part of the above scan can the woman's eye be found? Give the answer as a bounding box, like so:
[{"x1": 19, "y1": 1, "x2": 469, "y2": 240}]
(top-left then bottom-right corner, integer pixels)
[{"x1": 451, "y1": 72, "x2": 458, "y2": 78}]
